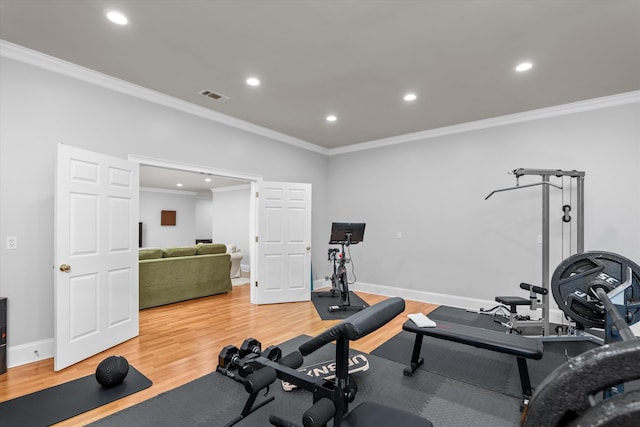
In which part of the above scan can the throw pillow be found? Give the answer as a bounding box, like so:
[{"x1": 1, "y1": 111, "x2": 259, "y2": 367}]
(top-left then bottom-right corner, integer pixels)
[
  {"x1": 196, "y1": 243, "x2": 226, "y2": 255},
  {"x1": 139, "y1": 248, "x2": 163, "y2": 260},
  {"x1": 163, "y1": 246, "x2": 197, "y2": 257}
]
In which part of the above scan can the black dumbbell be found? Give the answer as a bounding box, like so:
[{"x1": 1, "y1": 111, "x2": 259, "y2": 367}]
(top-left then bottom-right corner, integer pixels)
[
  {"x1": 239, "y1": 338, "x2": 262, "y2": 358},
  {"x1": 261, "y1": 345, "x2": 282, "y2": 362},
  {"x1": 218, "y1": 345, "x2": 240, "y2": 369}
]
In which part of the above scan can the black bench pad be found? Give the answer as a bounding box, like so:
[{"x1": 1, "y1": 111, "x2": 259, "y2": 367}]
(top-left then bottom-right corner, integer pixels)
[
  {"x1": 495, "y1": 296, "x2": 531, "y2": 306},
  {"x1": 402, "y1": 319, "x2": 544, "y2": 403},
  {"x1": 300, "y1": 297, "x2": 405, "y2": 356},
  {"x1": 402, "y1": 320, "x2": 543, "y2": 359}
]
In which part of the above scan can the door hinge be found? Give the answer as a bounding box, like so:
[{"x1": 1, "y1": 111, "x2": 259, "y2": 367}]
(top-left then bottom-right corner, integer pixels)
[
  {"x1": 255, "y1": 191, "x2": 259, "y2": 198},
  {"x1": 255, "y1": 281, "x2": 258, "y2": 287},
  {"x1": 255, "y1": 236, "x2": 259, "y2": 243}
]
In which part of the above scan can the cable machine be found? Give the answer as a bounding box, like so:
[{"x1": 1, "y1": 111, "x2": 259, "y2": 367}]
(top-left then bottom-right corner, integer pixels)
[{"x1": 486, "y1": 168, "x2": 585, "y2": 335}]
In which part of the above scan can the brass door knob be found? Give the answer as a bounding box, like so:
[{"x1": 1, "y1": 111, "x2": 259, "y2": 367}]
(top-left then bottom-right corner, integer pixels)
[{"x1": 59, "y1": 264, "x2": 71, "y2": 272}]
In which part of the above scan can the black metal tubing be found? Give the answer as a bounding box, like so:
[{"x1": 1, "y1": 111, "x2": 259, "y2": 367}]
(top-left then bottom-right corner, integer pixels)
[
  {"x1": 404, "y1": 333, "x2": 425, "y2": 376},
  {"x1": 513, "y1": 168, "x2": 585, "y2": 178},
  {"x1": 595, "y1": 288, "x2": 636, "y2": 342}
]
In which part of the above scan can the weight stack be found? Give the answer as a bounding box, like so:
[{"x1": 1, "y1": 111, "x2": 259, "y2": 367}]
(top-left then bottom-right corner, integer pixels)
[{"x1": 0, "y1": 297, "x2": 6, "y2": 374}]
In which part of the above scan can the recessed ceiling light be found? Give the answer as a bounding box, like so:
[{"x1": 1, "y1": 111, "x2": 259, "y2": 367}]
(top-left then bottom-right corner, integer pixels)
[
  {"x1": 404, "y1": 93, "x2": 417, "y2": 102},
  {"x1": 204, "y1": 178, "x2": 212, "y2": 182},
  {"x1": 246, "y1": 77, "x2": 260, "y2": 86},
  {"x1": 176, "y1": 183, "x2": 183, "y2": 187},
  {"x1": 515, "y1": 62, "x2": 533, "y2": 72},
  {"x1": 105, "y1": 10, "x2": 128, "y2": 25},
  {"x1": 326, "y1": 115, "x2": 337, "y2": 122}
]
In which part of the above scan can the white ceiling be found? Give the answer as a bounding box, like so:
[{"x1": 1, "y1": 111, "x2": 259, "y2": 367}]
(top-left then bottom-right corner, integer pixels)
[
  {"x1": 139, "y1": 165, "x2": 249, "y2": 196},
  {"x1": 1, "y1": 0, "x2": 639, "y2": 151}
]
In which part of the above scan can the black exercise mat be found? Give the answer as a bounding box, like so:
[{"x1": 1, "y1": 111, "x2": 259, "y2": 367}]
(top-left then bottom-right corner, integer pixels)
[
  {"x1": 311, "y1": 291, "x2": 369, "y2": 320},
  {"x1": 90, "y1": 335, "x2": 522, "y2": 427},
  {"x1": 0, "y1": 366, "x2": 152, "y2": 427},
  {"x1": 371, "y1": 309, "x2": 600, "y2": 398}
]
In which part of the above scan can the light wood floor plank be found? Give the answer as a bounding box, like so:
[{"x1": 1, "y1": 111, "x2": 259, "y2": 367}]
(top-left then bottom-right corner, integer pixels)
[{"x1": 0, "y1": 285, "x2": 437, "y2": 426}]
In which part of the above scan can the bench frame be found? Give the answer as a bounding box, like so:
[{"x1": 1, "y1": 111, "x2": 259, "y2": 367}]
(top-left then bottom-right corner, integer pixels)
[{"x1": 402, "y1": 319, "x2": 544, "y2": 405}]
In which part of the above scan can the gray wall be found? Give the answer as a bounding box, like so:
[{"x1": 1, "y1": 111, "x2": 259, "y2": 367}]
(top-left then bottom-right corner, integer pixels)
[
  {"x1": 328, "y1": 102, "x2": 640, "y2": 316},
  {"x1": 0, "y1": 56, "x2": 328, "y2": 364},
  {"x1": 2, "y1": 50, "x2": 639, "y2": 366}
]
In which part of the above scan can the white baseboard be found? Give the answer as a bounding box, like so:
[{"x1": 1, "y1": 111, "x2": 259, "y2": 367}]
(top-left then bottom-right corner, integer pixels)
[
  {"x1": 312, "y1": 278, "x2": 331, "y2": 291},
  {"x1": 350, "y1": 281, "x2": 567, "y2": 325},
  {"x1": 10, "y1": 281, "x2": 637, "y2": 370},
  {"x1": 7, "y1": 338, "x2": 54, "y2": 368}
]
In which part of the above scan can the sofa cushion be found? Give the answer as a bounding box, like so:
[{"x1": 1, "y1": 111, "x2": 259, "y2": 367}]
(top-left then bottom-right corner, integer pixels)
[
  {"x1": 163, "y1": 246, "x2": 197, "y2": 257},
  {"x1": 139, "y1": 248, "x2": 163, "y2": 260},
  {"x1": 196, "y1": 243, "x2": 226, "y2": 255}
]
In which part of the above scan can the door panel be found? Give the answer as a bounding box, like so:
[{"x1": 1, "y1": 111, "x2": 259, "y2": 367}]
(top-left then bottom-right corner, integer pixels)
[
  {"x1": 254, "y1": 181, "x2": 311, "y2": 304},
  {"x1": 55, "y1": 144, "x2": 139, "y2": 370}
]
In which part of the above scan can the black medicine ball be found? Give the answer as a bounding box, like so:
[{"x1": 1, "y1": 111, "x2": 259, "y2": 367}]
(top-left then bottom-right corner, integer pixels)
[{"x1": 95, "y1": 355, "x2": 129, "y2": 387}]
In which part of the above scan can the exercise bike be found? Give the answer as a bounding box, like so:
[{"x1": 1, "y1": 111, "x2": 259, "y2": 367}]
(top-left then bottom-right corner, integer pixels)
[
  {"x1": 318, "y1": 223, "x2": 366, "y2": 313},
  {"x1": 329, "y1": 240, "x2": 365, "y2": 312}
]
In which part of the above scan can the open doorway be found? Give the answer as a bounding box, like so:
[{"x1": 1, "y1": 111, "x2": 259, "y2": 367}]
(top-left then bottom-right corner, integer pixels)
[
  {"x1": 129, "y1": 154, "x2": 313, "y2": 306},
  {"x1": 129, "y1": 154, "x2": 261, "y2": 292}
]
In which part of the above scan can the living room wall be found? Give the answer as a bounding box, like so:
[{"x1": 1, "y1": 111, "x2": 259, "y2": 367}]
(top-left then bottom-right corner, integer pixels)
[
  {"x1": 212, "y1": 185, "x2": 252, "y2": 269},
  {"x1": 195, "y1": 197, "x2": 213, "y2": 241},
  {"x1": 0, "y1": 53, "x2": 329, "y2": 366},
  {"x1": 139, "y1": 189, "x2": 198, "y2": 248},
  {"x1": 140, "y1": 187, "x2": 248, "y2": 264}
]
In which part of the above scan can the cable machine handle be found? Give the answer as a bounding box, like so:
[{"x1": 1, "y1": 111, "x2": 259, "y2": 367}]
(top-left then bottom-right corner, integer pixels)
[{"x1": 485, "y1": 181, "x2": 562, "y2": 200}]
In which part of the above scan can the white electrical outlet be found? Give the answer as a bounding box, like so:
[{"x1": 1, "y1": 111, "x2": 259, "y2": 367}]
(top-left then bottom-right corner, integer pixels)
[
  {"x1": 396, "y1": 231, "x2": 402, "y2": 239},
  {"x1": 6, "y1": 236, "x2": 17, "y2": 250}
]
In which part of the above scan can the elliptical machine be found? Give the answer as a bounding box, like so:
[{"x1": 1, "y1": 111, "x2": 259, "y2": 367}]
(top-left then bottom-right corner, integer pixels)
[{"x1": 320, "y1": 222, "x2": 366, "y2": 313}]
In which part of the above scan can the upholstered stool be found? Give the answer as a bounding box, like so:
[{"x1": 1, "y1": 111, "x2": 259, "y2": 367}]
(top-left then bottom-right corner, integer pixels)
[{"x1": 226, "y1": 245, "x2": 244, "y2": 278}]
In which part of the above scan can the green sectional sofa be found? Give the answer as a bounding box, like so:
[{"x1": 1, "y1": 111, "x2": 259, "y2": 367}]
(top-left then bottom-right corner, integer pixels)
[{"x1": 138, "y1": 243, "x2": 232, "y2": 309}]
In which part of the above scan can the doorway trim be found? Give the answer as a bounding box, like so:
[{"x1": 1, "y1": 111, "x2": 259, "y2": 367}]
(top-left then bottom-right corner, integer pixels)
[{"x1": 128, "y1": 154, "x2": 262, "y2": 299}]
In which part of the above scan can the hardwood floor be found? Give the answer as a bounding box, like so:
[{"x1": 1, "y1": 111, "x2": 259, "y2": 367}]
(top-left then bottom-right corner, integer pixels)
[{"x1": 0, "y1": 285, "x2": 437, "y2": 426}]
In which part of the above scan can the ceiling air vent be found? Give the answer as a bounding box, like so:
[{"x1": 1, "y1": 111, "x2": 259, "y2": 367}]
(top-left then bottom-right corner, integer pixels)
[{"x1": 199, "y1": 89, "x2": 230, "y2": 103}]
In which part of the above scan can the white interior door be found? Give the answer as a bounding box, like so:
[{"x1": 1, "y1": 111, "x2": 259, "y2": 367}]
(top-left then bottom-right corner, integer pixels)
[
  {"x1": 54, "y1": 144, "x2": 139, "y2": 370},
  {"x1": 253, "y1": 181, "x2": 311, "y2": 304}
]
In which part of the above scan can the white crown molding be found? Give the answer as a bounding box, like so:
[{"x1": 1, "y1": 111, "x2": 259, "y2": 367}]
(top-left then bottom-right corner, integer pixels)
[
  {"x1": 140, "y1": 186, "x2": 199, "y2": 196},
  {"x1": 328, "y1": 90, "x2": 640, "y2": 156},
  {"x1": 3, "y1": 40, "x2": 637, "y2": 158},
  {"x1": 0, "y1": 39, "x2": 329, "y2": 156}
]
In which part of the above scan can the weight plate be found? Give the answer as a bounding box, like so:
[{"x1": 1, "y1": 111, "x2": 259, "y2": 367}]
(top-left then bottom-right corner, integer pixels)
[
  {"x1": 551, "y1": 251, "x2": 640, "y2": 328},
  {"x1": 523, "y1": 339, "x2": 640, "y2": 427}
]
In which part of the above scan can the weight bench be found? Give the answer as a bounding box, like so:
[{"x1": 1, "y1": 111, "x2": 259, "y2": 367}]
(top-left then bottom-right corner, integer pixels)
[
  {"x1": 225, "y1": 297, "x2": 432, "y2": 427},
  {"x1": 494, "y1": 282, "x2": 548, "y2": 333},
  {"x1": 402, "y1": 319, "x2": 543, "y2": 405}
]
